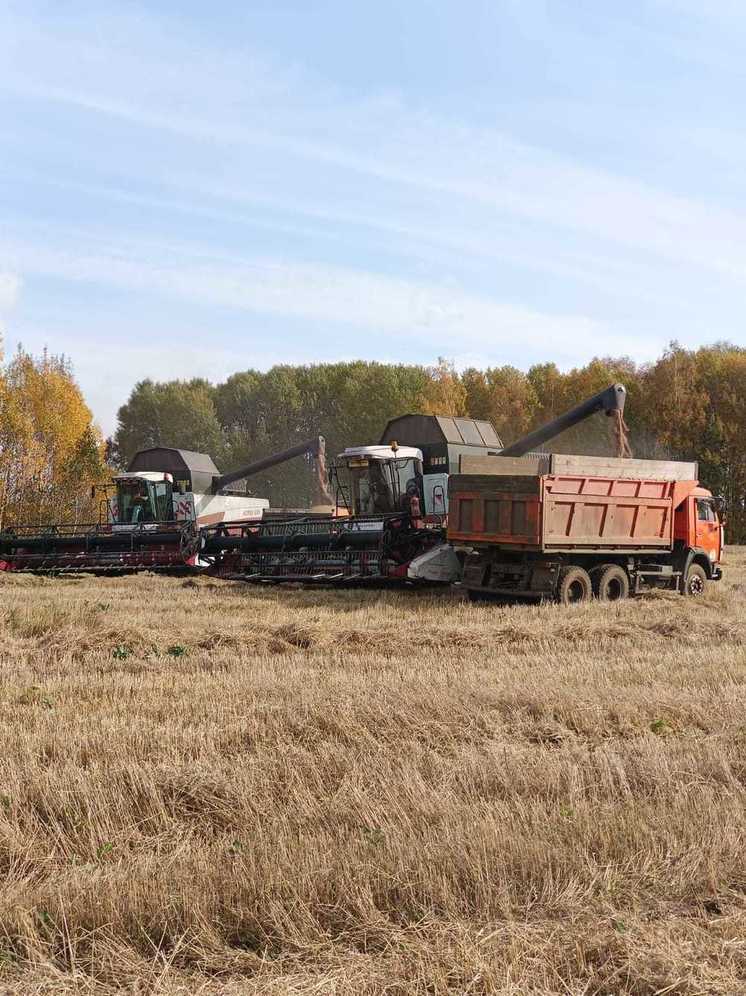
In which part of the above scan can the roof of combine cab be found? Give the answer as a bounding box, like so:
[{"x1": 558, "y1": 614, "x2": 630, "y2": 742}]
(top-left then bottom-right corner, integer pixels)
[
  {"x1": 380, "y1": 414, "x2": 502, "y2": 449},
  {"x1": 127, "y1": 448, "x2": 220, "y2": 493},
  {"x1": 340, "y1": 444, "x2": 423, "y2": 462}
]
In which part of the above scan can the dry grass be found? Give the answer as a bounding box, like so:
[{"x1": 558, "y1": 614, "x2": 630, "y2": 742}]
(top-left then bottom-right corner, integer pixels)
[{"x1": 0, "y1": 551, "x2": 745, "y2": 994}]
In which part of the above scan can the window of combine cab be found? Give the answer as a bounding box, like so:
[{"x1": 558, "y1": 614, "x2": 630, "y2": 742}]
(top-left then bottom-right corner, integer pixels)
[
  {"x1": 350, "y1": 461, "x2": 394, "y2": 515},
  {"x1": 697, "y1": 499, "x2": 716, "y2": 523},
  {"x1": 150, "y1": 481, "x2": 174, "y2": 521},
  {"x1": 392, "y1": 458, "x2": 423, "y2": 504},
  {"x1": 118, "y1": 481, "x2": 153, "y2": 524}
]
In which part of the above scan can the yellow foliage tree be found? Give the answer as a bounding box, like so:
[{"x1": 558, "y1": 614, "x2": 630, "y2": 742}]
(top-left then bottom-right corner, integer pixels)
[
  {"x1": 417, "y1": 358, "x2": 467, "y2": 416},
  {"x1": 0, "y1": 349, "x2": 106, "y2": 529}
]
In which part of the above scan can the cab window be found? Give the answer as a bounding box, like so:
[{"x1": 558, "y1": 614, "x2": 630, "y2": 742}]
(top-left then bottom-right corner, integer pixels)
[
  {"x1": 118, "y1": 481, "x2": 153, "y2": 524},
  {"x1": 392, "y1": 458, "x2": 422, "y2": 507},
  {"x1": 696, "y1": 499, "x2": 716, "y2": 523},
  {"x1": 151, "y1": 481, "x2": 174, "y2": 521}
]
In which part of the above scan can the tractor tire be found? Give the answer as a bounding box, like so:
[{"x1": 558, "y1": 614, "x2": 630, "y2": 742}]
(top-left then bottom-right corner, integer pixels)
[
  {"x1": 557, "y1": 566, "x2": 592, "y2": 605},
  {"x1": 591, "y1": 564, "x2": 629, "y2": 602},
  {"x1": 682, "y1": 562, "x2": 707, "y2": 597}
]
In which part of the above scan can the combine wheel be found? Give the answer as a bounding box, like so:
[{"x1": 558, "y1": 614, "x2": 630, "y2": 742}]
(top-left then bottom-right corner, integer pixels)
[
  {"x1": 179, "y1": 522, "x2": 200, "y2": 564},
  {"x1": 591, "y1": 564, "x2": 629, "y2": 602},
  {"x1": 682, "y1": 562, "x2": 707, "y2": 597},
  {"x1": 557, "y1": 566, "x2": 592, "y2": 605}
]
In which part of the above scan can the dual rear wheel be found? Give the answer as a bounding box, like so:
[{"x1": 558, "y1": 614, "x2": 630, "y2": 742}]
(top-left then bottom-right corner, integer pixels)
[{"x1": 557, "y1": 564, "x2": 629, "y2": 605}]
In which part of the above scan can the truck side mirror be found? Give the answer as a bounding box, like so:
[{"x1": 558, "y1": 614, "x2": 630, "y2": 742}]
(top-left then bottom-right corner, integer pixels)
[{"x1": 714, "y1": 496, "x2": 727, "y2": 523}]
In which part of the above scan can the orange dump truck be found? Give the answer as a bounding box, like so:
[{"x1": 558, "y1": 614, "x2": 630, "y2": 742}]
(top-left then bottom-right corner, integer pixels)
[{"x1": 448, "y1": 453, "x2": 724, "y2": 603}]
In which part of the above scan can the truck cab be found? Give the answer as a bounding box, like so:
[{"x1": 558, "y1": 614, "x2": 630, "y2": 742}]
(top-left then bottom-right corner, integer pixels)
[{"x1": 674, "y1": 488, "x2": 724, "y2": 584}]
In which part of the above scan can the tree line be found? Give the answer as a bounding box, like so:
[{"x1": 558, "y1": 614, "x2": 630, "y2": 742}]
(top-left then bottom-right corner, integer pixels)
[{"x1": 1, "y1": 342, "x2": 745, "y2": 541}]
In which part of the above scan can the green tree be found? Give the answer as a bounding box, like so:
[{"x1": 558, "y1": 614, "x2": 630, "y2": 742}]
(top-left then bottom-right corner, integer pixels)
[
  {"x1": 461, "y1": 368, "x2": 492, "y2": 420},
  {"x1": 114, "y1": 378, "x2": 224, "y2": 468},
  {"x1": 219, "y1": 362, "x2": 429, "y2": 506}
]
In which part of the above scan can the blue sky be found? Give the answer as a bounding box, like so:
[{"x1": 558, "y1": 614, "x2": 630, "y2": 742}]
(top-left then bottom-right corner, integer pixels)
[{"x1": 2, "y1": 0, "x2": 746, "y2": 434}]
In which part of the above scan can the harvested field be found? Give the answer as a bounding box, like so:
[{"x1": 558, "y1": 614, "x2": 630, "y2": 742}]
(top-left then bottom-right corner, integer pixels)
[{"x1": 0, "y1": 550, "x2": 745, "y2": 995}]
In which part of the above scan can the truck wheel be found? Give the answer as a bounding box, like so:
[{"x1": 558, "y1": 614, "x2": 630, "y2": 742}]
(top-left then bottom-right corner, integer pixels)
[
  {"x1": 592, "y1": 564, "x2": 629, "y2": 602},
  {"x1": 557, "y1": 566, "x2": 592, "y2": 605},
  {"x1": 682, "y1": 563, "x2": 707, "y2": 597}
]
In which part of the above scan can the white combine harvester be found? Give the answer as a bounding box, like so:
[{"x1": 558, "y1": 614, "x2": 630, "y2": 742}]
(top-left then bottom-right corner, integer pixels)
[{"x1": 0, "y1": 439, "x2": 327, "y2": 572}]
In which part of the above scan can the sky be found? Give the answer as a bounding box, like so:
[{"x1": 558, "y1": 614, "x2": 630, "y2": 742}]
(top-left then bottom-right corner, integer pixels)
[{"x1": 2, "y1": 0, "x2": 746, "y2": 435}]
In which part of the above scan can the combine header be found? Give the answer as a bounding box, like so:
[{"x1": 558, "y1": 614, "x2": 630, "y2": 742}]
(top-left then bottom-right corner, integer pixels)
[{"x1": 0, "y1": 438, "x2": 327, "y2": 573}]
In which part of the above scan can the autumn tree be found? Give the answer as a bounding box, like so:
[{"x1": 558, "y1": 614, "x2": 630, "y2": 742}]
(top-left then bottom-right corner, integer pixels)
[
  {"x1": 416, "y1": 359, "x2": 467, "y2": 417},
  {"x1": 0, "y1": 349, "x2": 106, "y2": 528}
]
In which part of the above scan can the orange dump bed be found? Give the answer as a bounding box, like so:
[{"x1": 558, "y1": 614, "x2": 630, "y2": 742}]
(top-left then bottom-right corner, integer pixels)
[{"x1": 448, "y1": 473, "x2": 698, "y2": 552}]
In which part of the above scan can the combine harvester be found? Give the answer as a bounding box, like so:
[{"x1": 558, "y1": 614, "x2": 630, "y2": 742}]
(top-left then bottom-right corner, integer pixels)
[
  {"x1": 0, "y1": 438, "x2": 329, "y2": 573},
  {"x1": 200, "y1": 384, "x2": 643, "y2": 585},
  {"x1": 199, "y1": 413, "x2": 502, "y2": 582}
]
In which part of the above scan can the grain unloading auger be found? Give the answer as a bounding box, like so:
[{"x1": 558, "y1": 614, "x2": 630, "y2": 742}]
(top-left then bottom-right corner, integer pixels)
[
  {"x1": 0, "y1": 438, "x2": 328, "y2": 573},
  {"x1": 199, "y1": 385, "x2": 630, "y2": 584}
]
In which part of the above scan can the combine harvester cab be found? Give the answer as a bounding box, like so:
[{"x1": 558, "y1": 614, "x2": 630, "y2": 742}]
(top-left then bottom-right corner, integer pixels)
[
  {"x1": 201, "y1": 415, "x2": 503, "y2": 583},
  {"x1": 0, "y1": 448, "x2": 267, "y2": 574}
]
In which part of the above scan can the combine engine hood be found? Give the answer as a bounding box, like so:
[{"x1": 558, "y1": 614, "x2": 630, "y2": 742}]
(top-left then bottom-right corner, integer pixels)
[{"x1": 199, "y1": 513, "x2": 443, "y2": 582}]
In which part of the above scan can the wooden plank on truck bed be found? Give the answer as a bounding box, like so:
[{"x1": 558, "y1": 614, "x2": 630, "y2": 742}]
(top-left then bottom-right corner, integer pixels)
[
  {"x1": 549, "y1": 454, "x2": 698, "y2": 481},
  {"x1": 459, "y1": 454, "x2": 550, "y2": 476}
]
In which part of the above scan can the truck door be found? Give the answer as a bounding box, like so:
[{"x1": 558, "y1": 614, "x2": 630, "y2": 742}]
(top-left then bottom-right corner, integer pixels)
[{"x1": 695, "y1": 497, "x2": 721, "y2": 566}]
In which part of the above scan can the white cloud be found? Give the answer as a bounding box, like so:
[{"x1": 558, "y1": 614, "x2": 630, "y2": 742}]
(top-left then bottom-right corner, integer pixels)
[{"x1": 0, "y1": 238, "x2": 615, "y2": 358}]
